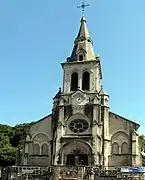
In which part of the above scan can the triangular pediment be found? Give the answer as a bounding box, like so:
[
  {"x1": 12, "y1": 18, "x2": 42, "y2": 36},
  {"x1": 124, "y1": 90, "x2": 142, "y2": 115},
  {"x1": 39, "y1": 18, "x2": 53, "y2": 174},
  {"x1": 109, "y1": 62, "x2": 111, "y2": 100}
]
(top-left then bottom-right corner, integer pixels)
[{"x1": 71, "y1": 89, "x2": 84, "y2": 98}]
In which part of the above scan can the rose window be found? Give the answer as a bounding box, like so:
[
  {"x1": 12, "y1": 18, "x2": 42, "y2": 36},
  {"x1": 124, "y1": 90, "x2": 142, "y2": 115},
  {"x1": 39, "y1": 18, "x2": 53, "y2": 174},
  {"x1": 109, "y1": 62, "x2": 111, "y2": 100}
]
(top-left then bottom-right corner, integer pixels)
[{"x1": 69, "y1": 119, "x2": 89, "y2": 133}]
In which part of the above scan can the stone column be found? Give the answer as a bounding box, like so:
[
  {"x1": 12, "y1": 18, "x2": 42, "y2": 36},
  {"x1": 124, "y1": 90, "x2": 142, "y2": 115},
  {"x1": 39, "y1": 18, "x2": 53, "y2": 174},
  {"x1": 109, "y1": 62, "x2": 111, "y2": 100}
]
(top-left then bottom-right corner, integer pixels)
[
  {"x1": 63, "y1": 67, "x2": 71, "y2": 93},
  {"x1": 54, "y1": 166, "x2": 61, "y2": 180},
  {"x1": 75, "y1": 156, "x2": 79, "y2": 165},
  {"x1": 61, "y1": 153, "x2": 64, "y2": 165},
  {"x1": 103, "y1": 107, "x2": 110, "y2": 168},
  {"x1": 100, "y1": 92, "x2": 110, "y2": 169},
  {"x1": 132, "y1": 131, "x2": 141, "y2": 166},
  {"x1": 78, "y1": 72, "x2": 82, "y2": 89},
  {"x1": 92, "y1": 105, "x2": 98, "y2": 165},
  {"x1": 54, "y1": 104, "x2": 64, "y2": 165},
  {"x1": 23, "y1": 143, "x2": 29, "y2": 165}
]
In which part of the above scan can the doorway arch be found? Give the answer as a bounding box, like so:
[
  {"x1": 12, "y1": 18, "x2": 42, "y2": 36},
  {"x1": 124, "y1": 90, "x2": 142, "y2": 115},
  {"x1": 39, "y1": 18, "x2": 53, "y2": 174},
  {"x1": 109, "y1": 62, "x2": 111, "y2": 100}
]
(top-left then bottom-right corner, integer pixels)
[{"x1": 59, "y1": 140, "x2": 92, "y2": 166}]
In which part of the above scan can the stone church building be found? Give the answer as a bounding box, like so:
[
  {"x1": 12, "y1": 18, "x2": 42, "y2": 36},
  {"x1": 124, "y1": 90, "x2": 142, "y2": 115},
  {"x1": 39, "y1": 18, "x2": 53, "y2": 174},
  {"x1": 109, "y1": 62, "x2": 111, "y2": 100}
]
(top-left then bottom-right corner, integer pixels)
[{"x1": 22, "y1": 16, "x2": 141, "y2": 169}]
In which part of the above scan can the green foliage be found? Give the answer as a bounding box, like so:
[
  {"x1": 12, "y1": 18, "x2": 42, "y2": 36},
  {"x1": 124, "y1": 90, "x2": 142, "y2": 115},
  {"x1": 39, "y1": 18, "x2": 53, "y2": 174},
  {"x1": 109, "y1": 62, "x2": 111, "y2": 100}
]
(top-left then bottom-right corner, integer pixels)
[
  {"x1": 0, "y1": 122, "x2": 34, "y2": 167},
  {"x1": 139, "y1": 135, "x2": 145, "y2": 150},
  {"x1": 139, "y1": 135, "x2": 145, "y2": 166}
]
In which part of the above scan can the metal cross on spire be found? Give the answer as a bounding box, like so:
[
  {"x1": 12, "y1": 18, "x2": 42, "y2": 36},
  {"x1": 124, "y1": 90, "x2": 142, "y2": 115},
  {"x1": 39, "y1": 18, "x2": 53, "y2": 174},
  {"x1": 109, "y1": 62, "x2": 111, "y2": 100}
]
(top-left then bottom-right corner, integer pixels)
[{"x1": 77, "y1": 0, "x2": 90, "y2": 16}]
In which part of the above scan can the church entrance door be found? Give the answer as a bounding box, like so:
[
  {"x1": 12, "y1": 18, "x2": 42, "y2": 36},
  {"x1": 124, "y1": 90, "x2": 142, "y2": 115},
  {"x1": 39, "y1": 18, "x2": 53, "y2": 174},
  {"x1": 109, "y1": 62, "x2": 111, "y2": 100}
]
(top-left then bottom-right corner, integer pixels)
[
  {"x1": 79, "y1": 155, "x2": 88, "y2": 165},
  {"x1": 61, "y1": 141, "x2": 92, "y2": 166},
  {"x1": 66, "y1": 154, "x2": 88, "y2": 165}
]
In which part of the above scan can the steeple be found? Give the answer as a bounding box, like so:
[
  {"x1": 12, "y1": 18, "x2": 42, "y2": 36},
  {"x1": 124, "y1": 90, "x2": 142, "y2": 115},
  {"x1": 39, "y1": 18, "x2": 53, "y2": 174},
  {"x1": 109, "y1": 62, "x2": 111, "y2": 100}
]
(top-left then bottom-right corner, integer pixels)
[
  {"x1": 77, "y1": 16, "x2": 90, "y2": 39},
  {"x1": 67, "y1": 16, "x2": 96, "y2": 62},
  {"x1": 62, "y1": 16, "x2": 102, "y2": 94}
]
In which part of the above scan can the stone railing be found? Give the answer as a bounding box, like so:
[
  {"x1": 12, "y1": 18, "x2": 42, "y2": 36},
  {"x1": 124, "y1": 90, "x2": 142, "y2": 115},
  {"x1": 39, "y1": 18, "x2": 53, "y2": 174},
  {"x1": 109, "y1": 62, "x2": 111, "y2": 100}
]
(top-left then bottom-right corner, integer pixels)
[{"x1": 1, "y1": 165, "x2": 145, "y2": 180}]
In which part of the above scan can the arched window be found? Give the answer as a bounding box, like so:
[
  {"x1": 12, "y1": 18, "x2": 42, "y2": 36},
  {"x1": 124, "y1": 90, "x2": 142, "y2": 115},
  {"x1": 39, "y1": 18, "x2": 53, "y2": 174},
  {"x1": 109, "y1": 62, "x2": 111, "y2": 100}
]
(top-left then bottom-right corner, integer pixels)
[
  {"x1": 121, "y1": 142, "x2": 129, "y2": 154},
  {"x1": 71, "y1": 72, "x2": 78, "y2": 91},
  {"x1": 41, "y1": 143, "x2": 48, "y2": 155},
  {"x1": 112, "y1": 142, "x2": 119, "y2": 154},
  {"x1": 82, "y1": 72, "x2": 90, "y2": 90},
  {"x1": 33, "y1": 143, "x2": 40, "y2": 155},
  {"x1": 79, "y1": 54, "x2": 83, "y2": 61}
]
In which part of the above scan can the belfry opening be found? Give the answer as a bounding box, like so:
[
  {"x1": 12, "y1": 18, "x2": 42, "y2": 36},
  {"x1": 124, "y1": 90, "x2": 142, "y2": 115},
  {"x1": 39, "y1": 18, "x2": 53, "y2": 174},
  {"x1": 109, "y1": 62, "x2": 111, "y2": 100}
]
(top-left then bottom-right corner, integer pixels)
[
  {"x1": 71, "y1": 72, "x2": 78, "y2": 91},
  {"x1": 79, "y1": 54, "x2": 83, "y2": 61},
  {"x1": 82, "y1": 71, "x2": 90, "y2": 90}
]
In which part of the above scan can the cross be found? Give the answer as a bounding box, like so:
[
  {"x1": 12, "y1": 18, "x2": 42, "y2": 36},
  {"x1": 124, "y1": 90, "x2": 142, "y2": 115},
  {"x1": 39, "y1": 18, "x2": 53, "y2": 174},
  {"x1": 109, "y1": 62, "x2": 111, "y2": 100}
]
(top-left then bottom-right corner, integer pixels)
[{"x1": 77, "y1": 1, "x2": 90, "y2": 16}]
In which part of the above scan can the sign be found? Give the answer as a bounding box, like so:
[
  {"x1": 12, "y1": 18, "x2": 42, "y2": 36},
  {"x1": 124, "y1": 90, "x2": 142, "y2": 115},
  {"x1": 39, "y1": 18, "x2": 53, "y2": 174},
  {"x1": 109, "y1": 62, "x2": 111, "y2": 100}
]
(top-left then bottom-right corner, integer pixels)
[{"x1": 121, "y1": 167, "x2": 145, "y2": 173}]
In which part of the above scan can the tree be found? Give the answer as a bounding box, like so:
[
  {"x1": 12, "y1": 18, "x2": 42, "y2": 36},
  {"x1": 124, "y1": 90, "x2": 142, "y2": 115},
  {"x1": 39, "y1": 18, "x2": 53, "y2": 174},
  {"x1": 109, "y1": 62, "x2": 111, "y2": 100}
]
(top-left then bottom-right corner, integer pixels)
[
  {"x1": 0, "y1": 122, "x2": 34, "y2": 167},
  {"x1": 139, "y1": 135, "x2": 145, "y2": 166}
]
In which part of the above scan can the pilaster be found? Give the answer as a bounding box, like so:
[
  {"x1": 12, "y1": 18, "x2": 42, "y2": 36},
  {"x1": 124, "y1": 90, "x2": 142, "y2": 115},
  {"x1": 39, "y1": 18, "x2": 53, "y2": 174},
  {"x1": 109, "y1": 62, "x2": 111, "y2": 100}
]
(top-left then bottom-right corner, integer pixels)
[
  {"x1": 132, "y1": 131, "x2": 141, "y2": 166},
  {"x1": 78, "y1": 72, "x2": 82, "y2": 89},
  {"x1": 92, "y1": 106, "x2": 98, "y2": 165},
  {"x1": 92, "y1": 98, "x2": 103, "y2": 166},
  {"x1": 54, "y1": 103, "x2": 65, "y2": 165},
  {"x1": 100, "y1": 90, "x2": 110, "y2": 168}
]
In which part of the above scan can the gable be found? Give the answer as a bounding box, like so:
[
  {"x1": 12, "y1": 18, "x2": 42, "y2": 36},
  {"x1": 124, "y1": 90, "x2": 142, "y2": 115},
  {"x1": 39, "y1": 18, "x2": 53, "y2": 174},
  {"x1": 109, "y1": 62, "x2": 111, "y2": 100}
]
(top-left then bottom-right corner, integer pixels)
[
  {"x1": 29, "y1": 114, "x2": 52, "y2": 140},
  {"x1": 31, "y1": 114, "x2": 52, "y2": 126},
  {"x1": 109, "y1": 112, "x2": 140, "y2": 135}
]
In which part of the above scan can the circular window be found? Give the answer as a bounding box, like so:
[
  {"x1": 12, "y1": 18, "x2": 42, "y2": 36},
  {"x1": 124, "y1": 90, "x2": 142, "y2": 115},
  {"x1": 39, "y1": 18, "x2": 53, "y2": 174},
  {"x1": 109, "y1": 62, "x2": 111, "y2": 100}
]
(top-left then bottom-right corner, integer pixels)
[{"x1": 69, "y1": 119, "x2": 89, "y2": 133}]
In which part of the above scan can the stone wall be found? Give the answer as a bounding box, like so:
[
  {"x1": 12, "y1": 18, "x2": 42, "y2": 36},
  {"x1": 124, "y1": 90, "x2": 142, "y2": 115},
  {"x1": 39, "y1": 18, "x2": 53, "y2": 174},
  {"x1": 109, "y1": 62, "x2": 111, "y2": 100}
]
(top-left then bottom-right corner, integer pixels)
[{"x1": 109, "y1": 112, "x2": 140, "y2": 166}]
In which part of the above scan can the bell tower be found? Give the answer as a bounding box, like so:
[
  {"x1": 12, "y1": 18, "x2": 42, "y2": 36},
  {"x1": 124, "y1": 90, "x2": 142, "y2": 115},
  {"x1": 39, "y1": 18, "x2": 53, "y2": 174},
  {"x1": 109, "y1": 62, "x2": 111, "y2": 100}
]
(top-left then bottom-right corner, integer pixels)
[
  {"x1": 52, "y1": 16, "x2": 110, "y2": 168},
  {"x1": 62, "y1": 16, "x2": 102, "y2": 94}
]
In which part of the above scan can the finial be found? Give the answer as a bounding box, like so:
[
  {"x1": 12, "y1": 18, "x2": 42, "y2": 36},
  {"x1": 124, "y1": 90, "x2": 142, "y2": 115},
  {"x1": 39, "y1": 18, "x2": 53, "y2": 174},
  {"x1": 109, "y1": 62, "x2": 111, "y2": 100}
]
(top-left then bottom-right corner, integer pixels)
[
  {"x1": 59, "y1": 87, "x2": 61, "y2": 92},
  {"x1": 77, "y1": 0, "x2": 90, "y2": 16}
]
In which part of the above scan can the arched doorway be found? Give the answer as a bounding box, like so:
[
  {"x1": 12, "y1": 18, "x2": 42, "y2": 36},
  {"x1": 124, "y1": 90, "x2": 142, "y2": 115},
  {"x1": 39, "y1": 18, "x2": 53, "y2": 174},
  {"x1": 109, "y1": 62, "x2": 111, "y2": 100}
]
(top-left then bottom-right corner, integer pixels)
[{"x1": 60, "y1": 141, "x2": 92, "y2": 166}]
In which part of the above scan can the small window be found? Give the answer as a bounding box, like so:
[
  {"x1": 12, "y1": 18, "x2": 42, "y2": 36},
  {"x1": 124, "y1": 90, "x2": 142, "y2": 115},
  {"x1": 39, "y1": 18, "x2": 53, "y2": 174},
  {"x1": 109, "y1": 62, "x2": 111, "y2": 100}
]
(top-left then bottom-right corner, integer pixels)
[
  {"x1": 112, "y1": 142, "x2": 119, "y2": 154},
  {"x1": 41, "y1": 143, "x2": 48, "y2": 155},
  {"x1": 33, "y1": 143, "x2": 40, "y2": 155},
  {"x1": 79, "y1": 54, "x2": 83, "y2": 61},
  {"x1": 121, "y1": 142, "x2": 129, "y2": 154}
]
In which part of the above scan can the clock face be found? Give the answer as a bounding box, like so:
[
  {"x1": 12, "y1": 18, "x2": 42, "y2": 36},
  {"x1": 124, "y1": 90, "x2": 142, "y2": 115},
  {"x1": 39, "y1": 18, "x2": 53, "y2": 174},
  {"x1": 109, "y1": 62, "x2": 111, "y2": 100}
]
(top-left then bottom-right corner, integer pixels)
[
  {"x1": 72, "y1": 93, "x2": 85, "y2": 105},
  {"x1": 71, "y1": 91, "x2": 86, "y2": 105},
  {"x1": 77, "y1": 97, "x2": 82, "y2": 102}
]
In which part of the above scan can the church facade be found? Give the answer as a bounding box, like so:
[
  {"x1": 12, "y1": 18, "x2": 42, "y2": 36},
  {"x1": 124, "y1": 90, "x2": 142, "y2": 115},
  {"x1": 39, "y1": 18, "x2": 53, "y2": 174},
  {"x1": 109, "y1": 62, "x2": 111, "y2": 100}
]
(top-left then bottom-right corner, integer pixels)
[{"x1": 22, "y1": 16, "x2": 141, "y2": 169}]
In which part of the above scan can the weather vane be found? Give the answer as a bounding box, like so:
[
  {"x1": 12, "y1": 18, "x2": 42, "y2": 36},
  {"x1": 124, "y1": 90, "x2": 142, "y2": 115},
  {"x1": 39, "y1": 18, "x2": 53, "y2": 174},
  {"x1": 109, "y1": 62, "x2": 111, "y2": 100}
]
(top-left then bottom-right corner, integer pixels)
[{"x1": 77, "y1": 0, "x2": 90, "y2": 16}]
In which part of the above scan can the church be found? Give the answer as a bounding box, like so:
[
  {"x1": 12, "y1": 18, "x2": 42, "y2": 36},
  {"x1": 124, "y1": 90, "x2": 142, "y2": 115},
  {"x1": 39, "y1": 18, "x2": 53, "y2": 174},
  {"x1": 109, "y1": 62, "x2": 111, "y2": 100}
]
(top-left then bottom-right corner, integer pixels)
[{"x1": 22, "y1": 15, "x2": 141, "y2": 169}]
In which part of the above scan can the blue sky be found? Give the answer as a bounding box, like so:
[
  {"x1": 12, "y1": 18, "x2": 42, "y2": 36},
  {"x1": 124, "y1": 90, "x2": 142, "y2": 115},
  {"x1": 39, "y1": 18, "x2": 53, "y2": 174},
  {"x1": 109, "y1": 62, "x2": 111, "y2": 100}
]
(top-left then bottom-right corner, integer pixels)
[{"x1": 0, "y1": 0, "x2": 145, "y2": 133}]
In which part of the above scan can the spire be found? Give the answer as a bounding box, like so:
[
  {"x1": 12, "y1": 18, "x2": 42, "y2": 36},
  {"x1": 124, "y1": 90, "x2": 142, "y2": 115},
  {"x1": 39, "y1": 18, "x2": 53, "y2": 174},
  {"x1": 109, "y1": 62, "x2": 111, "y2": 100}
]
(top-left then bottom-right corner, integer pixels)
[
  {"x1": 67, "y1": 16, "x2": 96, "y2": 62},
  {"x1": 77, "y1": 16, "x2": 90, "y2": 39}
]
